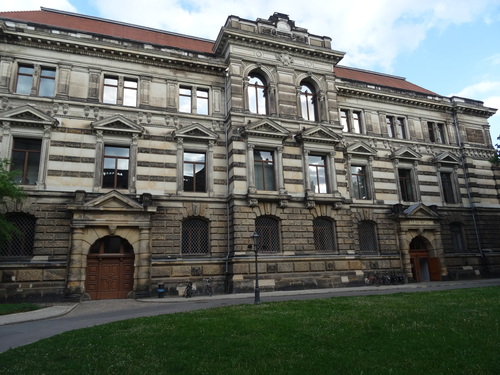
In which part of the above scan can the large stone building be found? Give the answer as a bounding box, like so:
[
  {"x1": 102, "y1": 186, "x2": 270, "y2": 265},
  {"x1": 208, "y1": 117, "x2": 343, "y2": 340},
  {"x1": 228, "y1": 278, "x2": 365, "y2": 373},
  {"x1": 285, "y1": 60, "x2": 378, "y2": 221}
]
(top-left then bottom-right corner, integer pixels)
[{"x1": 0, "y1": 8, "x2": 498, "y2": 302}]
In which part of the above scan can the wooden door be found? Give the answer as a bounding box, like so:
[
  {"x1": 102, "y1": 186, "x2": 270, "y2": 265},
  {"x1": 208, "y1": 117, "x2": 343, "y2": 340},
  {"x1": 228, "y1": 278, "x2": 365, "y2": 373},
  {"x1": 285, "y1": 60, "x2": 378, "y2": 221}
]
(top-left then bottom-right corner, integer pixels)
[
  {"x1": 428, "y1": 257, "x2": 442, "y2": 281},
  {"x1": 86, "y1": 256, "x2": 134, "y2": 299}
]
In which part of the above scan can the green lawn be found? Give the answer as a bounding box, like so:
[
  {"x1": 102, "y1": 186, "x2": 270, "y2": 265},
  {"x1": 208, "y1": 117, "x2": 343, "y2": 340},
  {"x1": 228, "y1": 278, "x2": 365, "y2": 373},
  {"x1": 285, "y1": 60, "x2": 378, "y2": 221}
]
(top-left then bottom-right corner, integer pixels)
[
  {"x1": 1, "y1": 287, "x2": 499, "y2": 375},
  {"x1": 0, "y1": 303, "x2": 40, "y2": 316}
]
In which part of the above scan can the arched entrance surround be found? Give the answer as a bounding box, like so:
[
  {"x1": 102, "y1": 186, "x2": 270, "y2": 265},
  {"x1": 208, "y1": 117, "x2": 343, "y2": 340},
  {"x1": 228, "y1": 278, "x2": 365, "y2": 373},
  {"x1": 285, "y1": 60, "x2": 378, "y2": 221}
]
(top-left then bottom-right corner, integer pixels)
[{"x1": 409, "y1": 236, "x2": 442, "y2": 282}]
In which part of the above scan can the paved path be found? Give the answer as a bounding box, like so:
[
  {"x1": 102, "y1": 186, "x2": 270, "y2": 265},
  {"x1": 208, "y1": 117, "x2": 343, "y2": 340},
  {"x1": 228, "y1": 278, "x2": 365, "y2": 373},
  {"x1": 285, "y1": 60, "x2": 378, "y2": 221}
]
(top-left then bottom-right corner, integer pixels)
[{"x1": 1, "y1": 278, "x2": 499, "y2": 353}]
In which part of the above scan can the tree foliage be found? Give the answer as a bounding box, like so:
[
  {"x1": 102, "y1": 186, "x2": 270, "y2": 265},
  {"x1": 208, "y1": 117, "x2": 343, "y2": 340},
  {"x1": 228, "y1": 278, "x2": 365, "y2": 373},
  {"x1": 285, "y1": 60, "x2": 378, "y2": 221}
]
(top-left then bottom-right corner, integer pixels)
[{"x1": 0, "y1": 159, "x2": 25, "y2": 243}]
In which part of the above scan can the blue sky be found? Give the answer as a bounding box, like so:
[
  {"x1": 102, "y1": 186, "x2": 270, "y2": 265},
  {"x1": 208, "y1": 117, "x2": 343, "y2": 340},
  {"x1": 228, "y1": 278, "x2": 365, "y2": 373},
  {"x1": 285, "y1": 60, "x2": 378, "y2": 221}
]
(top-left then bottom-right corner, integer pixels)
[{"x1": 2, "y1": 0, "x2": 500, "y2": 143}]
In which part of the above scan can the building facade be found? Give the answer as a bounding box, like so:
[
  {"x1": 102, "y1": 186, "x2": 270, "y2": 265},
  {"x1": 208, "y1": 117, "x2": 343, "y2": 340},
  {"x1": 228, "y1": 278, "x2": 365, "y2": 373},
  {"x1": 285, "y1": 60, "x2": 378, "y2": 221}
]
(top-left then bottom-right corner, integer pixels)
[{"x1": 0, "y1": 9, "x2": 499, "y2": 302}]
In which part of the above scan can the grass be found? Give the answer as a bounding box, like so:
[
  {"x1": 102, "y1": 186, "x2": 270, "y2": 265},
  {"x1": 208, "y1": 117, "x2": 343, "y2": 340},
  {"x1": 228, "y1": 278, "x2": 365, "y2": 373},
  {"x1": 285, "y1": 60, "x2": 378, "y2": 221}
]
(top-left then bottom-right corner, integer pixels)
[
  {"x1": 0, "y1": 303, "x2": 41, "y2": 316},
  {"x1": 1, "y1": 287, "x2": 499, "y2": 375}
]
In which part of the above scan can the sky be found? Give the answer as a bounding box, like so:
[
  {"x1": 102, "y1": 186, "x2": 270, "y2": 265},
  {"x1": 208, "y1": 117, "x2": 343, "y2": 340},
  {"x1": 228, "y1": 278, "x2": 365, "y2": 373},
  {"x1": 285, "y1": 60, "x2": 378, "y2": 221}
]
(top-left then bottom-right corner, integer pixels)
[{"x1": 1, "y1": 0, "x2": 500, "y2": 144}]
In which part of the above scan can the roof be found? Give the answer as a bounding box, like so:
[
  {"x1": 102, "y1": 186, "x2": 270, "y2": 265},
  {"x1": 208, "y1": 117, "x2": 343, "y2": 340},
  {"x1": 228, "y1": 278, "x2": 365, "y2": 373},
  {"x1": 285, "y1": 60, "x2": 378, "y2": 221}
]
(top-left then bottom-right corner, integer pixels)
[
  {"x1": 0, "y1": 8, "x2": 215, "y2": 54},
  {"x1": 0, "y1": 8, "x2": 437, "y2": 96},
  {"x1": 336, "y1": 66, "x2": 437, "y2": 96}
]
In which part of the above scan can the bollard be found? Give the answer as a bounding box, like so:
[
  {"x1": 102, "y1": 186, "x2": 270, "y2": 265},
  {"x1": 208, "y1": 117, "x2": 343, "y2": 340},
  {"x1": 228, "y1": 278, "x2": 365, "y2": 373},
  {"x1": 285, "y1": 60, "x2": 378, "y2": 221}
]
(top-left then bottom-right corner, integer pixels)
[{"x1": 157, "y1": 282, "x2": 165, "y2": 298}]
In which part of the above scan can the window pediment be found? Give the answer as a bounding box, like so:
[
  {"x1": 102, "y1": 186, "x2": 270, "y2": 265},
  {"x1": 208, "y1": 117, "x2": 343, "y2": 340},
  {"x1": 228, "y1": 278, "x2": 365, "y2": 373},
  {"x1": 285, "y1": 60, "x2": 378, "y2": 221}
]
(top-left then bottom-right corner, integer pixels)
[
  {"x1": 172, "y1": 122, "x2": 218, "y2": 142},
  {"x1": 392, "y1": 203, "x2": 439, "y2": 220},
  {"x1": 433, "y1": 151, "x2": 460, "y2": 165},
  {"x1": 81, "y1": 190, "x2": 144, "y2": 211},
  {"x1": 241, "y1": 119, "x2": 289, "y2": 141},
  {"x1": 0, "y1": 105, "x2": 58, "y2": 127},
  {"x1": 295, "y1": 125, "x2": 341, "y2": 146},
  {"x1": 346, "y1": 141, "x2": 377, "y2": 157},
  {"x1": 390, "y1": 146, "x2": 422, "y2": 161},
  {"x1": 91, "y1": 115, "x2": 144, "y2": 136}
]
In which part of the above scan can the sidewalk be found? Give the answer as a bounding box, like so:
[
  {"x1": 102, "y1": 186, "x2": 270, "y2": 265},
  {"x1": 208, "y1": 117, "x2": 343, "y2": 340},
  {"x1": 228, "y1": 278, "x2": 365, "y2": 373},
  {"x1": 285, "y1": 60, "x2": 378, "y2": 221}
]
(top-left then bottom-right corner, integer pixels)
[{"x1": 1, "y1": 277, "x2": 499, "y2": 326}]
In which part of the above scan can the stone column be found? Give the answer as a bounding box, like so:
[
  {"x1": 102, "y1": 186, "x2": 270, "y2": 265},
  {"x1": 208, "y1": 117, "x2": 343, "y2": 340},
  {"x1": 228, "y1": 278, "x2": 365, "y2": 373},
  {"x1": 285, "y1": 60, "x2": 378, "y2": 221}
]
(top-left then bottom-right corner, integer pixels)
[
  {"x1": 176, "y1": 138, "x2": 184, "y2": 194},
  {"x1": 66, "y1": 226, "x2": 85, "y2": 296},
  {"x1": 93, "y1": 131, "x2": 103, "y2": 192},
  {"x1": 329, "y1": 150, "x2": 338, "y2": 195},
  {"x1": 398, "y1": 229, "x2": 413, "y2": 280},
  {"x1": 135, "y1": 227, "x2": 152, "y2": 294},
  {"x1": 0, "y1": 122, "x2": 12, "y2": 159},
  {"x1": 207, "y1": 140, "x2": 214, "y2": 197},
  {"x1": 129, "y1": 134, "x2": 138, "y2": 194},
  {"x1": 247, "y1": 143, "x2": 256, "y2": 193},
  {"x1": 276, "y1": 146, "x2": 286, "y2": 194},
  {"x1": 37, "y1": 125, "x2": 51, "y2": 190},
  {"x1": 303, "y1": 147, "x2": 311, "y2": 194},
  {"x1": 0, "y1": 57, "x2": 14, "y2": 93}
]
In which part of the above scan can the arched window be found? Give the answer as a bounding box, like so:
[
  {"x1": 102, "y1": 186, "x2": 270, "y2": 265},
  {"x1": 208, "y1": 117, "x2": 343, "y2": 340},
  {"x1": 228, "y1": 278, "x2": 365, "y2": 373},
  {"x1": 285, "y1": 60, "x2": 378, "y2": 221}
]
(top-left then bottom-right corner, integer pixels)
[
  {"x1": 313, "y1": 217, "x2": 336, "y2": 252},
  {"x1": 248, "y1": 73, "x2": 267, "y2": 115},
  {"x1": 358, "y1": 220, "x2": 379, "y2": 254},
  {"x1": 182, "y1": 218, "x2": 209, "y2": 255},
  {"x1": 0, "y1": 213, "x2": 36, "y2": 257},
  {"x1": 89, "y1": 236, "x2": 133, "y2": 254},
  {"x1": 300, "y1": 82, "x2": 317, "y2": 121},
  {"x1": 255, "y1": 216, "x2": 280, "y2": 253}
]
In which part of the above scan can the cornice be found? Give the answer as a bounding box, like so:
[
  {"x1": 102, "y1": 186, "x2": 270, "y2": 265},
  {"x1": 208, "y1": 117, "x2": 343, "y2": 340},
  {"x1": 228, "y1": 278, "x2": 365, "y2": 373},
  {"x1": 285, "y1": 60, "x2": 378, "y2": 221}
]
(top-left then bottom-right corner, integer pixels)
[{"x1": 0, "y1": 21, "x2": 226, "y2": 75}]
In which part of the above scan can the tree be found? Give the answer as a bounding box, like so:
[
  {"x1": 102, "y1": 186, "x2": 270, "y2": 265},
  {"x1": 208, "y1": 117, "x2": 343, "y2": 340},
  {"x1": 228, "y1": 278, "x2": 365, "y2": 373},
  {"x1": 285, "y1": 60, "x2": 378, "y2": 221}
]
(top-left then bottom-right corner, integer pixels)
[
  {"x1": 490, "y1": 135, "x2": 500, "y2": 166},
  {"x1": 0, "y1": 159, "x2": 26, "y2": 243}
]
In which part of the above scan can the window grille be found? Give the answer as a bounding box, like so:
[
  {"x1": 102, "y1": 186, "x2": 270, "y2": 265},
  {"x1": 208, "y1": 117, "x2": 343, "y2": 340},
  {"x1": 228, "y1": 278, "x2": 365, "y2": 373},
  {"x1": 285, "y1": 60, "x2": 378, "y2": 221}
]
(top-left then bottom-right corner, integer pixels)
[
  {"x1": 255, "y1": 216, "x2": 280, "y2": 253},
  {"x1": 182, "y1": 218, "x2": 209, "y2": 255},
  {"x1": 450, "y1": 223, "x2": 467, "y2": 252},
  {"x1": 358, "y1": 220, "x2": 378, "y2": 254},
  {"x1": 0, "y1": 213, "x2": 36, "y2": 257},
  {"x1": 313, "y1": 218, "x2": 336, "y2": 252}
]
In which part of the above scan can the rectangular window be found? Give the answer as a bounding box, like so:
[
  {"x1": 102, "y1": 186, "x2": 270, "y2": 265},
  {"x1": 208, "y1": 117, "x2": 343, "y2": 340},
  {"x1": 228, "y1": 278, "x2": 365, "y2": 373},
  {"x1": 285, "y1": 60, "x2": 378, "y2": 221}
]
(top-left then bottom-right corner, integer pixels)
[
  {"x1": 183, "y1": 152, "x2": 206, "y2": 192},
  {"x1": 351, "y1": 166, "x2": 368, "y2": 199},
  {"x1": 179, "y1": 87, "x2": 192, "y2": 113},
  {"x1": 352, "y1": 111, "x2": 362, "y2": 133},
  {"x1": 39, "y1": 68, "x2": 56, "y2": 97},
  {"x1": 398, "y1": 169, "x2": 414, "y2": 201},
  {"x1": 196, "y1": 89, "x2": 209, "y2": 115},
  {"x1": 440, "y1": 172, "x2": 456, "y2": 204},
  {"x1": 11, "y1": 138, "x2": 41, "y2": 185},
  {"x1": 102, "y1": 146, "x2": 129, "y2": 189},
  {"x1": 103, "y1": 76, "x2": 119, "y2": 104},
  {"x1": 396, "y1": 117, "x2": 406, "y2": 139},
  {"x1": 340, "y1": 110, "x2": 349, "y2": 132},
  {"x1": 16, "y1": 65, "x2": 34, "y2": 95},
  {"x1": 123, "y1": 78, "x2": 138, "y2": 107},
  {"x1": 386, "y1": 116, "x2": 395, "y2": 138},
  {"x1": 16, "y1": 65, "x2": 55, "y2": 97},
  {"x1": 436, "y1": 123, "x2": 445, "y2": 143},
  {"x1": 309, "y1": 155, "x2": 327, "y2": 193},
  {"x1": 254, "y1": 150, "x2": 276, "y2": 191},
  {"x1": 428, "y1": 122, "x2": 436, "y2": 142}
]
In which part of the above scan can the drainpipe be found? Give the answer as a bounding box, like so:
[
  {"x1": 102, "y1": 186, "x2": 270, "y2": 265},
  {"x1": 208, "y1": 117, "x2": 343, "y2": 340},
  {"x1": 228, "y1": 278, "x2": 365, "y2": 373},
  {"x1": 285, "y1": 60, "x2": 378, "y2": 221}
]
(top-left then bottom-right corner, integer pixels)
[{"x1": 452, "y1": 106, "x2": 484, "y2": 260}]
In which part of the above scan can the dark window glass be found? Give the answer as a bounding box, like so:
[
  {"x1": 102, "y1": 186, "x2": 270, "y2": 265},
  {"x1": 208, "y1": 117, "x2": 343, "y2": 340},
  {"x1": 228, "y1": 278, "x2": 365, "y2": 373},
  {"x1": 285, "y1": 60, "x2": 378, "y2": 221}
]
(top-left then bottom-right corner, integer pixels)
[
  {"x1": 437, "y1": 123, "x2": 445, "y2": 143},
  {"x1": 441, "y1": 172, "x2": 456, "y2": 204},
  {"x1": 309, "y1": 155, "x2": 327, "y2": 193},
  {"x1": 183, "y1": 152, "x2": 206, "y2": 192},
  {"x1": 313, "y1": 218, "x2": 336, "y2": 252},
  {"x1": 351, "y1": 166, "x2": 368, "y2": 199},
  {"x1": 428, "y1": 122, "x2": 436, "y2": 142},
  {"x1": 399, "y1": 169, "x2": 413, "y2": 201},
  {"x1": 102, "y1": 146, "x2": 129, "y2": 189},
  {"x1": 386, "y1": 116, "x2": 395, "y2": 138},
  {"x1": 300, "y1": 83, "x2": 317, "y2": 121},
  {"x1": 11, "y1": 138, "x2": 41, "y2": 185},
  {"x1": 255, "y1": 216, "x2": 280, "y2": 252},
  {"x1": 359, "y1": 220, "x2": 378, "y2": 253},
  {"x1": 182, "y1": 218, "x2": 209, "y2": 254},
  {"x1": 0, "y1": 213, "x2": 36, "y2": 257},
  {"x1": 248, "y1": 74, "x2": 267, "y2": 115},
  {"x1": 254, "y1": 150, "x2": 275, "y2": 191},
  {"x1": 450, "y1": 223, "x2": 466, "y2": 252}
]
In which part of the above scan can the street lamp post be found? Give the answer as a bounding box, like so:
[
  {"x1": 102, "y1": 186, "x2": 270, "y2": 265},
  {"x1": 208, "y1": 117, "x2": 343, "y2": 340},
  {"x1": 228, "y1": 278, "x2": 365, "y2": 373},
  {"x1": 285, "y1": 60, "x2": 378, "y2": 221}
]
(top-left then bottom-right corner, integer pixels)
[{"x1": 250, "y1": 231, "x2": 260, "y2": 304}]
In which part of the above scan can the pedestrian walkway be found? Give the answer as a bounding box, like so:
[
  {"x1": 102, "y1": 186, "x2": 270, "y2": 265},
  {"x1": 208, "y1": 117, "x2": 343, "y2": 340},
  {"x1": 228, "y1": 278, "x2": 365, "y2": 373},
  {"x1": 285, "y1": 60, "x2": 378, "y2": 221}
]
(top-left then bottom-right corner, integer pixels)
[{"x1": 1, "y1": 277, "x2": 499, "y2": 326}]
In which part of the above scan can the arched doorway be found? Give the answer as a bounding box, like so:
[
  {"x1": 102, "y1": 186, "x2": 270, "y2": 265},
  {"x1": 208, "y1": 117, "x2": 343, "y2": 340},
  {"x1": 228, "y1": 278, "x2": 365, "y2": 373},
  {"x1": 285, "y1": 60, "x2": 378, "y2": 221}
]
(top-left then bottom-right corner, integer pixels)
[
  {"x1": 85, "y1": 236, "x2": 135, "y2": 299},
  {"x1": 409, "y1": 236, "x2": 441, "y2": 282}
]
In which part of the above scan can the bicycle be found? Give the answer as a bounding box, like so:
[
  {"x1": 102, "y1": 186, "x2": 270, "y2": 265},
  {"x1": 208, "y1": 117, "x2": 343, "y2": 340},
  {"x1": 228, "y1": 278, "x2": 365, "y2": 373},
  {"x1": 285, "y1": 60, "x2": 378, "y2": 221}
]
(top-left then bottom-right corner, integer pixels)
[
  {"x1": 203, "y1": 278, "x2": 213, "y2": 297},
  {"x1": 183, "y1": 281, "x2": 194, "y2": 298}
]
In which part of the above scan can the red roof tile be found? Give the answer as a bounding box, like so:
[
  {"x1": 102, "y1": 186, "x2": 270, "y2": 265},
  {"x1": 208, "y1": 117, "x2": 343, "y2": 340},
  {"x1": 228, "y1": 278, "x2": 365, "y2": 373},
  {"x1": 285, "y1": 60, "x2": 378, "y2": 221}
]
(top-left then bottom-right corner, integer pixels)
[
  {"x1": 0, "y1": 9, "x2": 437, "y2": 95},
  {"x1": 0, "y1": 9, "x2": 215, "y2": 54},
  {"x1": 335, "y1": 66, "x2": 437, "y2": 96}
]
